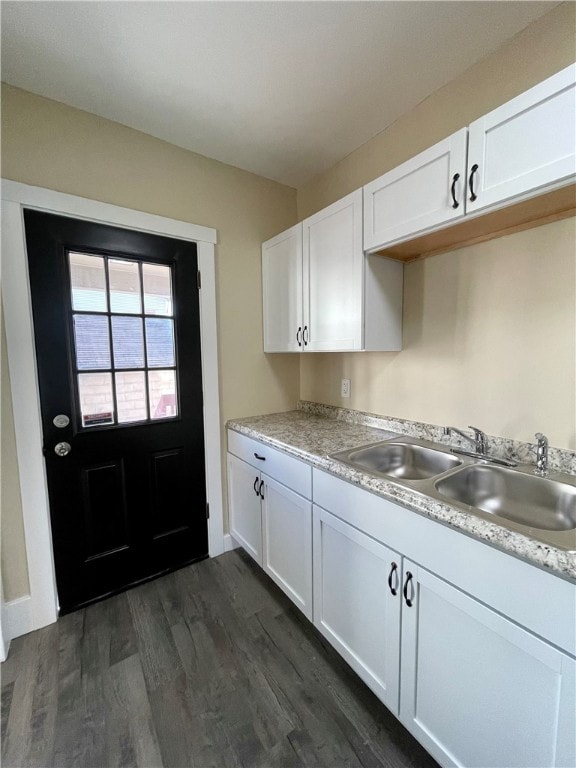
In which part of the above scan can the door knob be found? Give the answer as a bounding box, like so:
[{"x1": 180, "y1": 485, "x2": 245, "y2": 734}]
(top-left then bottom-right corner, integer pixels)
[{"x1": 54, "y1": 442, "x2": 72, "y2": 457}]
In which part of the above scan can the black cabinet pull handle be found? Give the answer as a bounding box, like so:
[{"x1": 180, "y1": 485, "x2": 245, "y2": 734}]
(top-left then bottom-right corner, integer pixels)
[
  {"x1": 468, "y1": 164, "x2": 479, "y2": 202},
  {"x1": 254, "y1": 453, "x2": 266, "y2": 461},
  {"x1": 303, "y1": 325, "x2": 309, "y2": 346},
  {"x1": 388, "y1": 562, "x2": 399, "y2": 596},
  {"x1": 403, "y1": 571, "x2": 414, "y2": 607},
  {"x1": 296, "y1": 327, "x2": 302, "y2": 347},
  {"x1": 253, "y1": 476, "x2": 259, "y2": 495},
  {"x1": 258, "y1": 480, "x2": 264, "y2": 499},
  {"x1": 450, "y1": 173, "x2": 460, "y2": 209}
]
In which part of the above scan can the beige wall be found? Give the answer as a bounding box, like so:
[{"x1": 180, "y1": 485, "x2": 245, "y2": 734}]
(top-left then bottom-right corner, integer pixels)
[
  {"x1": 1, "y1": 316, "x2": 30, "y2": 600},
  {"x1": 1, "y1": 85, "x2": 299, "y2": 601},
  {"x1": 298, "y1": 3, "x2": 576, "y2": 451}
]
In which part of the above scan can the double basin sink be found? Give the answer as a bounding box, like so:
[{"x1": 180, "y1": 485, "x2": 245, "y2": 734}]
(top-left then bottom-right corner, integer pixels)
[{"x1": 330, "y1": 438, "x2": 576, "y2": 551}]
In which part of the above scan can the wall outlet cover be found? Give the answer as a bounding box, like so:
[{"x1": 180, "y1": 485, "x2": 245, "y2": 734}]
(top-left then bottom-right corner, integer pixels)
[{"x1": 341, "y1": 378, "x2": 351, "y2": 398}]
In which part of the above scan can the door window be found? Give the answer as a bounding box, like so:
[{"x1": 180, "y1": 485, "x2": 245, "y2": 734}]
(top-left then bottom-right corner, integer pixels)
[{"x1": 69, "y1": 252, "x2": 178, "y2": 428}]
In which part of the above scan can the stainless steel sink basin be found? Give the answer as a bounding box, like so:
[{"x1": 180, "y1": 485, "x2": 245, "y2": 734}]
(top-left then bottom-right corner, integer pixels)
[
  {"x1": 435, "y1": 465, "x2": 576, "y2": 531},
  {"x1": 331, "y1": 441, "x2": 461, "y2": 480}
]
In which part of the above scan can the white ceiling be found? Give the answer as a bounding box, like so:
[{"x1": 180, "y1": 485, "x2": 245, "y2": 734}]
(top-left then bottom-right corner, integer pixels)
[{"x1": 1, "y1": 1, "x2": 559, "y2": 188}]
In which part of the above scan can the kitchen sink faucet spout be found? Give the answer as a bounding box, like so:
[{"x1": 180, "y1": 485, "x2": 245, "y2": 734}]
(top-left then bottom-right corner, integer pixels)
[{"x1": 444, "y1": 425, "x2": 487, "y2": 455}]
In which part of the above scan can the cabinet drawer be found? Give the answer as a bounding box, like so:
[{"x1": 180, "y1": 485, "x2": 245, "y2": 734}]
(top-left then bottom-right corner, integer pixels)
[{"x1": 228, "y1": 430, "x2": 311, "y2": 498}]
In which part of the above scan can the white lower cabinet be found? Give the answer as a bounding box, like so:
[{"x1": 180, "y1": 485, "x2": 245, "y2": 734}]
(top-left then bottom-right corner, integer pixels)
[
  {"x1": 262, "y1": 476, "x2": 312, "y2": 619},
  {"x1": 227, "y1": 453, "x2": 263, "y2": 564},
  {"x1": 312, "y1": 468, "x2": 575, "y2": 768},
  {"x1": 228, "y1": 436, "x2": 575, "y2": 767},
  {"x1": 313, "y1": 505, "x2": 401, "y2": 714},
  {"x1": 227, "y1": 431, "x2": 313, "y2": 619},
  {"x1": 400, "y1": 561, "x2": 576, "y2": 768}
]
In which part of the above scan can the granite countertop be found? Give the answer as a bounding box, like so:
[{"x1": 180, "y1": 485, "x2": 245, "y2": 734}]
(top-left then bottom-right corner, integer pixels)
[{"x1": 227, "y1": 405, "x2": 576, "y2": 582}]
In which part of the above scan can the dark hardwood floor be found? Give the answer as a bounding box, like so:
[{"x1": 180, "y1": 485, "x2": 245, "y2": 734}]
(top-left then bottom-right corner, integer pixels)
[{"x1": 1, "y1": 549, "x2": 439, "y2": 768}]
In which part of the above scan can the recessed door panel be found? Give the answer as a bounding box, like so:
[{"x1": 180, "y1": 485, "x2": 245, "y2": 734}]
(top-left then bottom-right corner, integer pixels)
[
  {"x1": 151, "y1": 448, "x2": 190, "y2": 539},
  {"x1": 81, "y1": 460, "x2": 129, "y2": 560}
]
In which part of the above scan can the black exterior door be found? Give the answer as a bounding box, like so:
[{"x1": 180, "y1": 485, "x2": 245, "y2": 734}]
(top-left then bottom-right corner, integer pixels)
[{"x1": 24, "y1": 210, "x2": 208, "y2": 614}]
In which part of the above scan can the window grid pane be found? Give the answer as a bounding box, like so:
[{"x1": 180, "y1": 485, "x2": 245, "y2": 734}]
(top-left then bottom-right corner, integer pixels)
[
  {"x1": 73, "y1": 314, "x2": 111, "y2": 370},
  {"x1": 112, "y1": 316, "x2": 145, "y2": 369},
  {"x1": 69, "y1": 253, "x2": 179, "y2": 428},
  {"x1": 116, "y1": 371, "x2": 148, "y2": 423}
]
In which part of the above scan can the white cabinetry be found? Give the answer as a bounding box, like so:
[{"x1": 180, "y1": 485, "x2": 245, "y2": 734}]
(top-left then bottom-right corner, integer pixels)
[
  {"x1": 313, "y1": 505, "x2": 401, "y2": 714},
  {"x1": 364, "y1": 63, "x2": 576, "y2": 254},
  {"x1": 400, "y1": 561, "x2": 575, "y2": 768},
  {"x1": 303, "y1": 191, "x2": 362, "y2": 351},
  {"x1": 227, "y1": 452, "x2": 263, "y2": 564},
  {"x1": 313, "y1": 467, "x2": 576, "y2": 768},
  {"x1": 262, "y1": 477, "x2": 312, "y2": 617},
  {"x1": 262, "y1": 223, "x2": 303, "y2": 352},
  {"x1": 363, "y1": 129, "x2": 468, "y2": 251},
  {"x1": 262, "y1": 190, "x2": 403, "y2": 353},
  {"x1": 227, "y1": 430, "x2": 312, "y2": 618},
  {"x1": 467, "y1": 63, "x2": 576, "y2": 214}
]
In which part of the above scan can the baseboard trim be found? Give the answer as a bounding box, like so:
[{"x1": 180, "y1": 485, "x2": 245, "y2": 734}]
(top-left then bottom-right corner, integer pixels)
[
  {"x1": 223, "y1": 533, "x2": 240, "y2": 552},
  {"x1": 3, "y1": 594, "x2": 35, "y2": 645}
]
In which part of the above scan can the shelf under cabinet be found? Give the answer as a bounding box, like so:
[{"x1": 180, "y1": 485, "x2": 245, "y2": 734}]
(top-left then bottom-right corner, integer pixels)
[{"x1": 372, "y1": 182, "x2": 576, "y2": 263}]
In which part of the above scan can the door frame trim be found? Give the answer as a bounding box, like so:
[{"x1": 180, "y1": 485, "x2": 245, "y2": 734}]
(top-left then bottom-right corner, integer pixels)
[{"x1": 1, "y1": 179, "x2": 223, "y2": 642}]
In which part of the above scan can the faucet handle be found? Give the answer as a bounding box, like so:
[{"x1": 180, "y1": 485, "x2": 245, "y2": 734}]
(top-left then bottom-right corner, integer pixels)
[{"x1": 534, "y1": 432, "x2": 549, "y2": 475}]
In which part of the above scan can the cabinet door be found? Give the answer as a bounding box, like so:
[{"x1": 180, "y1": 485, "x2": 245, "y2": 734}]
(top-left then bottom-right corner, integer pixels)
[
  {"x1": 363, "y1": 129, "x2": 467, "y2": 251},
  {"x1": 467, "y1": 63, "x2": 576, "y2": 214},
  {"x1": 303, "y1": 189, "x2": 364, "y2": 351},
  {"x1": 262, "y1": 223, "x2": 303, "y2": 352},
  {"x1": 313, "y1": 505, "x2": 401, "y2": 714},
  {"x1": 262, "y1": 476, "x2": 312, "y2": 619},
  {"x1": 400, "y1": 562, "x2": 576, "y2": 768},
  {"x1": 227, "y1": 453, "x2": 262, "y2": 565}
]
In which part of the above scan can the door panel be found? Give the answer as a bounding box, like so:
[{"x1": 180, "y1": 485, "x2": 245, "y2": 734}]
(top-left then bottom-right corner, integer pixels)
[
  {"x1": 303, "y1": 189, "x2": 364, "y2": 351},
  {"x1": 262, "y1": 223, "x2": 303, "y2": 352},
  {"x1": 467, "y1": 64, "x2": 576, "y2": 213},
  {"x1": 227, "y1": 453, "x2": 263, "y2": 564},
  {"x1": 400, "y1": 562, "x2": 575, "y2": 768},
  {"x1": 312, "y1": 505, "x2": 401, "y2": 714},
  {"x1": 363, "y1": 128, "x2": 467, "y2": 250},
  {"x1": 262, "y1": 476, "x2": 312, "y2": 618},
  {"x1": 81, "y1": 460, "x2": 129, "y2": 559},
  {"x1": 24, "y1": 210, "x2": 208, "y2": 613}
]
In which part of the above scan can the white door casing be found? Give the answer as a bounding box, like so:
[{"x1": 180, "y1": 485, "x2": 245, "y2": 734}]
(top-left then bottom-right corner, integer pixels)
[{"x1": 1, "y1": 179, "x2": 223, "y2": 645}]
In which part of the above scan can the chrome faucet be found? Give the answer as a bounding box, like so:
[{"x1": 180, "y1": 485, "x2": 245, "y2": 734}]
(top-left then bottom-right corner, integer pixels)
[
  {"x1": 443, "y1": 425, "x2": 517, "y2": 467},
  {"x1": 534, "y1": 432, "x2": 549, "y2": 476},
  {"x1": 444, "y1": 425, "x2": 487, "y2": 455}
]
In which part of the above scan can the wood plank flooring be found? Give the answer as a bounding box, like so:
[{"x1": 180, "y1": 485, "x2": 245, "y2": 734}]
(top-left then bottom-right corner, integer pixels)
[{"x1": 1, "y1": 549, "x2": 439, "y2": 768}]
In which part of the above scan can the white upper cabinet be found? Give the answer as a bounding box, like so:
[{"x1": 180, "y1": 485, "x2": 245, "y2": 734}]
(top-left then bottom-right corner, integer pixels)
[
  {"x1": 364, "y1": 64, "x2": 576, "y2": 255},
  {"x1": 303, "y1": 189, "x2": 364, "y2": 351},
  {"x1": 363, "y1": 129, "x2": 468, "y2": 251},
  {"x1": 467, "y1": 63, "x2": 576, "y2": 214},
  {"x1": 262, "y1": 223, "x2": 303, "y2": 352},
  {"x1": 262, "y1": 189, "x2": 403, "y2": 353}
]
